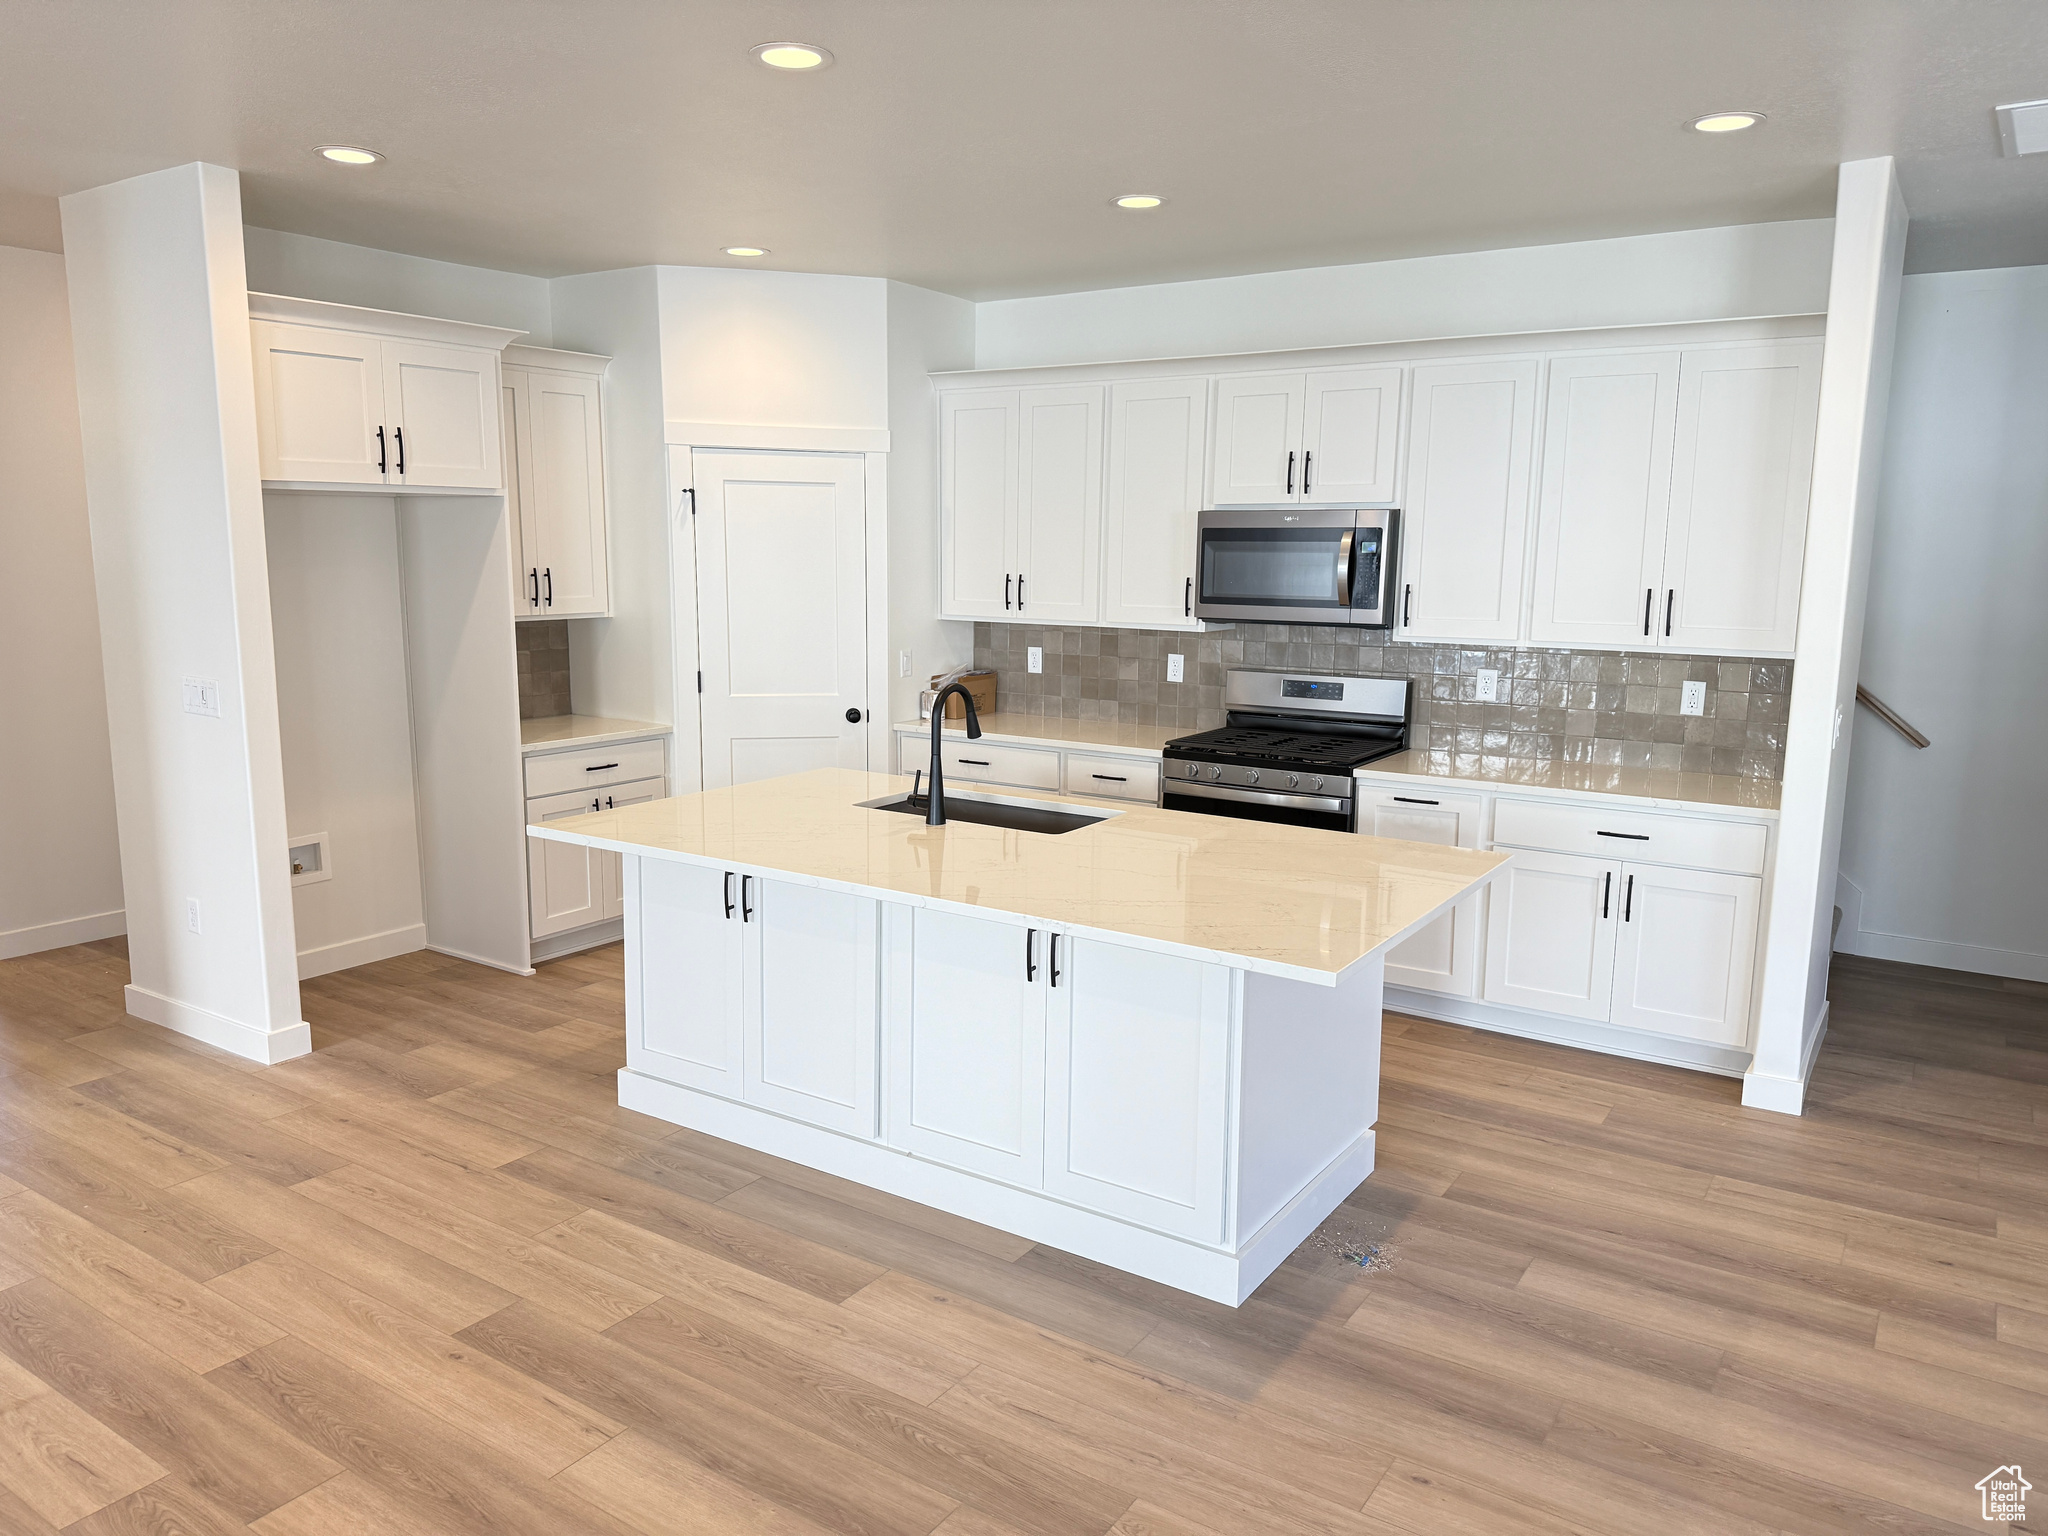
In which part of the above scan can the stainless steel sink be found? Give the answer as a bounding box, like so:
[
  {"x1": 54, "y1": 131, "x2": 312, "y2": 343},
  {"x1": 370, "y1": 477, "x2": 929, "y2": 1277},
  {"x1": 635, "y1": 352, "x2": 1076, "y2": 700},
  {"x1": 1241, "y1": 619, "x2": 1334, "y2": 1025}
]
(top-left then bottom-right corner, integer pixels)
[{"x1": 860, "y1": 791, "x2": 1113, "y2": 835}]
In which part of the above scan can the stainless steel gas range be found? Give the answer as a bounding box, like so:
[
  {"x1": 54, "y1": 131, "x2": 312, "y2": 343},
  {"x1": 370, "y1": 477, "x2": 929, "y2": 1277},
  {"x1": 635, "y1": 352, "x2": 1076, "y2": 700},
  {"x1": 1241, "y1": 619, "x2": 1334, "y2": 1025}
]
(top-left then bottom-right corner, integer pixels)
[{"x1": 1160, "y1": 670, "x2": 1410, "y2": 832}]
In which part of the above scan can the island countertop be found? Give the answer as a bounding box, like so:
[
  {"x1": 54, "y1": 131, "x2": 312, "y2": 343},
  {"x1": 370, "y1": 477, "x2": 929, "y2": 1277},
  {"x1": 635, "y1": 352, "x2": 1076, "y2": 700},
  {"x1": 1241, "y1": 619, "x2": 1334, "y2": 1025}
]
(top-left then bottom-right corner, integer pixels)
[{"x1": 531, "y1": 767, "x2": 1505, "y2": 986}]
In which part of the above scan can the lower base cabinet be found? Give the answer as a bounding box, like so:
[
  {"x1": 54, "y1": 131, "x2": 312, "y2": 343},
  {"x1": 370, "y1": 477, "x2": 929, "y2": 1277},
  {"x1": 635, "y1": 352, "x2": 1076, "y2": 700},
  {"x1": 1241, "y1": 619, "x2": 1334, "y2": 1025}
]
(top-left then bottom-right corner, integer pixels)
[
  {"x1": 526, "y1": 774, "x2": 664, "y2": 939},
  {"x1": 1360, "y1": 787, "x2": 1486, "y2": 998}
]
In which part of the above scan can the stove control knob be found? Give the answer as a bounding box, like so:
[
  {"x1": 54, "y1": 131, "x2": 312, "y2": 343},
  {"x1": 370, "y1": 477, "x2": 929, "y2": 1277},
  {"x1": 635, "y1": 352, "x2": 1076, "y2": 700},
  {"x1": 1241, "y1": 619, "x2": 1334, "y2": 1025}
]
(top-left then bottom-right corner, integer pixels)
[
  {"x1": 1209, "y1": 765, "x2": 1224, "y2": 780},
  {"x1": 1310, "y1": 775, "x2": 1323, "y2": 792},
  {"x1": 1288, "y1": 773, "x2": 1300, "y2": 789},
  {"x1": 1246, "y1": 769, "x2": 1260, "y2": 785},
  {"x1": 1183, "y1": 762, "x2": 1199, "y2": 778}
]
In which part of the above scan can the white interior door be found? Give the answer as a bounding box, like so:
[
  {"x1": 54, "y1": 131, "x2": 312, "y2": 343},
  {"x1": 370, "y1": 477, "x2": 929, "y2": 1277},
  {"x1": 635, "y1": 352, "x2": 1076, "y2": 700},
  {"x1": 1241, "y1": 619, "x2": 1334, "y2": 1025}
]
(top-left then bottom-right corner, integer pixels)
[
  {"x1": 526, "y1": 789, "x2": 605, "y2": 938},
  {"x1": 693, "y1": 450, "x2": 868, "y2": 789},
  {"x1": 1362, "y1": 789, "x2": 1486, "y2": 998},
  {"x1": 383, "y1": 339, "x2": 502, "y2": 490},
  {"x1": 1481, "y1": 849, "x2": 1619, "y2": 1022},
  {"x1": 1301, "y1": 366, "x2": 1403, "y2": 505},
  {"x1": 1401, "y1": 359, "x2": 1539, "y2": 642},
  {"x1": 1210, "y1": 373, "x2": 1306, "y2": 505},
  {"x1": 527, "y1": 370, "x2": 610, "y2": 618},
  {"x1": 1101, "y1": 377, "x2": 1207, "y2": 629},
  {"x1": 631, "y1": 858, "x2": 744, "y2": 1096},
  {"x1": 939, "y1": 389, "x2": 1018, "y2": 619},
  {"x1": 1609, "y1": 863, "x2": 1760, "y2": 1046},
  {"x1": 1662, "y1": 341, "x2": 1824, "y2": 653},
  {"x1": 1014, "y1": 386, "x2": 1104, "y2": 623},
  {"x1": 743, "y1": 878, "x2": 879, "y2": 1138},
  {"x1": 1529, "y1": 351, "x2": 1680, "y2": 648},
  {"x1": 250, "y1": 321, "x2": 388, "y2": 485},
  {"x1": 887, "y1": 908, "x2": 1047, "y2": 1186}
]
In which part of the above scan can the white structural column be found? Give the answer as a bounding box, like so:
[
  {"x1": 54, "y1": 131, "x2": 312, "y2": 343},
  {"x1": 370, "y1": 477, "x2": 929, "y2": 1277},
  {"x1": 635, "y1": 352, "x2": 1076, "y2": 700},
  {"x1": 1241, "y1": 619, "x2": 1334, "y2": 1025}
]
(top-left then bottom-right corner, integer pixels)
[
  {"x1": 61, "y1": 162, "x2": 310, "y2": 1063},
  {"x1": 1746, "y1": 158, "x2": 1908, "y2": 1113}
]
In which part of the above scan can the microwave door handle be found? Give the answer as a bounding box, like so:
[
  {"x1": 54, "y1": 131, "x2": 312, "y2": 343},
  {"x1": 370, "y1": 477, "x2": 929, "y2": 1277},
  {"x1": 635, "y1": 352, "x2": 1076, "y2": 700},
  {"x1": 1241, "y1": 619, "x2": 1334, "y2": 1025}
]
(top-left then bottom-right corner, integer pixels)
[{"x1": 1337, "y1": 528, "x2": 1356, "y2": 605}]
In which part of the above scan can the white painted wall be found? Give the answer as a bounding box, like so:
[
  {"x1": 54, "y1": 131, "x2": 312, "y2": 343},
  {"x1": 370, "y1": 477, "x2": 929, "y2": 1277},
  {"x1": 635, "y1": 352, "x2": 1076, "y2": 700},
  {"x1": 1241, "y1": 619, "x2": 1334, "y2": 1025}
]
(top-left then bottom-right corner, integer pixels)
[
  {"x1": 885, "y1": 280, "x2": 976, "y2": 728},
  {"x1": 1836, "y1": 264, "x2": 2048, "y2": 983},
  {"x1": 975, "y1": 219, "x2": 1836, "y2": 369},
  {"x1": 61, "y1": 163, "x2": 307, "y2": 1062},
  {"x1": 656, "y1": 266, "x2": 889, "y2": 431},
  {"x1": 0, "y1": 244, "x2": 124, "y2": 958},
  {"x1": 1749, "y1": 161, "x2": 1907, "y2": 1115},
  {"x1": 264, "y1": 494, "x2": 427, "y2": 978},
  {"x1": 243, "y1": 226, "x2": 552, "y2": 343}
]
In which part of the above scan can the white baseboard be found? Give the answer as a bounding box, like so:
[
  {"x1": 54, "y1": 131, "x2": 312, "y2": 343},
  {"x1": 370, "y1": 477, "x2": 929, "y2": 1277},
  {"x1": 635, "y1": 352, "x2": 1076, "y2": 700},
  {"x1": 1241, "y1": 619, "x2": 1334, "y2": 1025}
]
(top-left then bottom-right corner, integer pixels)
[
  {"x1": 1741, "y1": 1000, "x2": 1828, "y2": 1115},
  {"x1": 0, "y1": 907, "x2": 126, "y2": 961},
  {"x1": 297, "y1": 923, "x2": 427, "y2": 980},
  {"x1": 530, "y1": 917, "x2": 623, "y2": 964},
  {"x1": 424, "y1": 943, "x2": 536, "y2": 978},
  {"x1": 123, "y1": 984, "x2": 311, "y2": 1065},
  {"x1": 1384, "y1": 986, "x2": 1751, "y2": 1077},
  {"x1": 617, "y1": 1068, "x2": 1373, "y2": 1306},
  {"x1": 1835, "y1": 927, "x2": 2048, "y2": 985}
]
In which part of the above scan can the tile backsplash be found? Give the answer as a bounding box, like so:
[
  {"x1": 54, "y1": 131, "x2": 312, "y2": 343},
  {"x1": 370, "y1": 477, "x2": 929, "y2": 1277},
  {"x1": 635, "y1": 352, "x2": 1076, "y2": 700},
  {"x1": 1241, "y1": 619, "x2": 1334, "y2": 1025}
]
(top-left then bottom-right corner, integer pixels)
[
  {"x1": 516, "y1": 620, "x2": 573, "y2": 719},
  {"x1": 972, "y1": 622, "x2": 1791, "y2": 780}
]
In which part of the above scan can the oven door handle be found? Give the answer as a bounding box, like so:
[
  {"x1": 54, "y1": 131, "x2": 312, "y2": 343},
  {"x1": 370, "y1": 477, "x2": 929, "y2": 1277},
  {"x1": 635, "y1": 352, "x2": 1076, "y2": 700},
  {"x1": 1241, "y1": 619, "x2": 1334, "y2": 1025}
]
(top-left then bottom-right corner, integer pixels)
[{"x1": 1165, "y1": 779, "x2": 1353, "y2": 817}]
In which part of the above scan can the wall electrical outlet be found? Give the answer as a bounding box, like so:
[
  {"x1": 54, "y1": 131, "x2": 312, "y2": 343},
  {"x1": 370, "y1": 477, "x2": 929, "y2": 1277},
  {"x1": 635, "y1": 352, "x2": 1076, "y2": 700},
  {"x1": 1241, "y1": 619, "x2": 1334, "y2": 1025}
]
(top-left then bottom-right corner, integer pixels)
[
  {"x1": 1681, "y1": 680, "x2": 1706, "y2": 717},
  {"x1": 898, "y1": 649, "x2": 912, "y2": 679},
  {"x1": 1475, "y1": 669, "x2": 1499, "y2": 702},
  {"x1": 1166, "y1": 653, "x2": 1185, "y2": 683},
  {"x1": 182, "y1": 677, "x2": 220, "y2": 717},
  {"x1": 186, "y1": 898, "x2": 202, "y2": 934},
  {"x1": 1027, "y1": 647, "x2": 1043, "y2": 674}
]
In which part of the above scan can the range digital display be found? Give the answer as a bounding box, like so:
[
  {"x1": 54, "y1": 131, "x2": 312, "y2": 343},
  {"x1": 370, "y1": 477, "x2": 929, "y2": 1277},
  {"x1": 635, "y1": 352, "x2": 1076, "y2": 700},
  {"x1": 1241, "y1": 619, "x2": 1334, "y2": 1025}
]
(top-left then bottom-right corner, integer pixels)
[{"x1": 1282, "y1": 679, "x2": 1344, "y2": 700}]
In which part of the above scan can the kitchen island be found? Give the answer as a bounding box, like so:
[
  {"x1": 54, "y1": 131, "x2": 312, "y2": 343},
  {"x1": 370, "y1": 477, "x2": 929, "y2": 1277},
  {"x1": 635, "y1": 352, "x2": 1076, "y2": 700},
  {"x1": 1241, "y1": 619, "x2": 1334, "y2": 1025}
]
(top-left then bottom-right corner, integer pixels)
[{"x1": 531, "y1": 767, "x2": 1504, "y2": 1304}]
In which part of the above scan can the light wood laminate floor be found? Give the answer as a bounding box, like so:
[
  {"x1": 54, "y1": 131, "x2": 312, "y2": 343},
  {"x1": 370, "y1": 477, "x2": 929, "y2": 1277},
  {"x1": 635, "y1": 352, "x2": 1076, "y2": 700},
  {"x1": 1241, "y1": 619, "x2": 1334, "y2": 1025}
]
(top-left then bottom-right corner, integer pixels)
[{"x1": 0, "y1": 939, "x2": 2042, "y2": 1534}]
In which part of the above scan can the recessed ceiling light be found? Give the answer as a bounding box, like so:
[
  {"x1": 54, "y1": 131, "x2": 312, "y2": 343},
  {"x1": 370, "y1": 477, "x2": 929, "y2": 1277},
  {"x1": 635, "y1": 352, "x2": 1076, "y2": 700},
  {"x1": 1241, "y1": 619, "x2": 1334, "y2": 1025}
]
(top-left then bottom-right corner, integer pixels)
[
  {"x1": 315, "y1": 145, "x2": 383, "y2": 165},
  {"x1": 721, "y1": 246, "x2": 769, "y2": 258},
  {"x1": 751, "y1": 42, "x2": 833, "y2": 71},
  {"x1": 1113, "y1": 194, "x2": 1165, "y2": 209},
  {"x1": 1689, "y1": 111, "x2": 1763, "y2": 134}
]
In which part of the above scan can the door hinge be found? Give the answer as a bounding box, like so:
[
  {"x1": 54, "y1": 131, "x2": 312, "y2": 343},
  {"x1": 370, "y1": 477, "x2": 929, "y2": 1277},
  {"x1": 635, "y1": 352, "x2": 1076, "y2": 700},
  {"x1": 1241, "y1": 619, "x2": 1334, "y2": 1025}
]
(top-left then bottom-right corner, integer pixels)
[{"x1": 696, "y1": 670, "x2": 703, "y2": 693}]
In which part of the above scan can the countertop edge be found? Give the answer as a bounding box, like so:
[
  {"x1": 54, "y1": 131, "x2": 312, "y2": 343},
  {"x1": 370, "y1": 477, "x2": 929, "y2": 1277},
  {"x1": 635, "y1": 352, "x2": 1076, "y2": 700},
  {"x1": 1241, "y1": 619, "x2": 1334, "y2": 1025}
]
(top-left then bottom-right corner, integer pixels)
[
  {"x1": 1353, "y1": 761, "x2": 1782, "y2": 819},
  {"x1": 891, "y1": 718, "x2": 1169, "y2": 759},
  {"x1": 520, "y1": 722, "x2": 672, "y2": 756}
]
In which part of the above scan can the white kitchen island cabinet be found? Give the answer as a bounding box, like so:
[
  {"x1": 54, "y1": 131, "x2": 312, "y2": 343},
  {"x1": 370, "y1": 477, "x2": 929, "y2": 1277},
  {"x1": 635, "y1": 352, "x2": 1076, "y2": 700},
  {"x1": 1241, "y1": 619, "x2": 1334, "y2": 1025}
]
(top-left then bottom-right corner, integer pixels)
[{"x1": 537, "y1": 766, "x2": 1500, "y2": 1305}]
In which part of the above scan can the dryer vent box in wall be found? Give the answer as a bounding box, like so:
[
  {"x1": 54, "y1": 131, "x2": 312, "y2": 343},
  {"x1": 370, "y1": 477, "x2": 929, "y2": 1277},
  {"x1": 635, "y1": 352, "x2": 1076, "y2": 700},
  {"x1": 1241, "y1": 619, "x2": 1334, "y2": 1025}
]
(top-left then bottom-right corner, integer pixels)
[
  {"x1": 1996, "y1": 99, "x2": 2048, "y2": 156},
  {"x1": 289, "y1": 833, "x2": 331, "y2": 887}
]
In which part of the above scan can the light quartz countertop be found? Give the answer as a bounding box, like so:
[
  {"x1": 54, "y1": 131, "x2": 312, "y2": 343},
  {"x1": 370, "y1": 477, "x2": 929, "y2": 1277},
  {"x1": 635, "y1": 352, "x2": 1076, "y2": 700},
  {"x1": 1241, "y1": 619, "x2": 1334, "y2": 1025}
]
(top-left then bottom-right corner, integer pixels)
[
  {"x1": 893, "y1": 714, "x2": 1180, "y2": 757},
  {"x1": 533, "y1": 767, "x2": 1504, "y2": 986},
  {"x1": 1356, "y1": 750, "x2": 1781, "y2": 817},
  {"x1": 520, "y1": 715, "x2": 670, "y2": 755}
]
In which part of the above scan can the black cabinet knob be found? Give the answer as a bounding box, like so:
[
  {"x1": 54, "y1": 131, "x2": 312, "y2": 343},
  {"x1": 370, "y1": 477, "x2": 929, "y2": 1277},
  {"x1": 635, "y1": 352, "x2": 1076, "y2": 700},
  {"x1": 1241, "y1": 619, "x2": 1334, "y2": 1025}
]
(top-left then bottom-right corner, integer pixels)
[{"x1": 845, "y1": 707, "x2": 863, "y2": 723}]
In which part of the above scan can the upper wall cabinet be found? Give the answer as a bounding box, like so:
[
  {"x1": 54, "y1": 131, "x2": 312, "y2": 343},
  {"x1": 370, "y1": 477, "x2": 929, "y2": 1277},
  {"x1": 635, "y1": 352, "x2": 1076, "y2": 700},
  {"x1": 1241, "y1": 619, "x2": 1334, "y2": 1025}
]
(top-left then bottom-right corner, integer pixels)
[
  {"x1": 940, "y1": 385, "x2": 1104, "y2": 624},
  {"x1": 1102, "y1": 378, "x2": 1207, "y2": 630},
  {"x1": 1210, "y1": 367, "x2": 1401, "y2": 507},
  {"x1": 249, "y1": 294, "x2": 520, "y2": 494},
  {"x1": 504, "y1": 345, "x2": 612, "y2": 620},
  {"x1": 1398, "y1": 358, "x2": 1539, "y2": 643}
]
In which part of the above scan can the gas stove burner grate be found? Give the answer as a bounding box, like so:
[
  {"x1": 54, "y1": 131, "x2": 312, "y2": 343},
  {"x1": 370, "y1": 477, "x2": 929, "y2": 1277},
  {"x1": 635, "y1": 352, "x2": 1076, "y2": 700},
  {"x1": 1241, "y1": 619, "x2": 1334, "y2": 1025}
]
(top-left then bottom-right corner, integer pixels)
[{"x1": 1166, "y1": 726, "x2": 1403, "y2": 770}]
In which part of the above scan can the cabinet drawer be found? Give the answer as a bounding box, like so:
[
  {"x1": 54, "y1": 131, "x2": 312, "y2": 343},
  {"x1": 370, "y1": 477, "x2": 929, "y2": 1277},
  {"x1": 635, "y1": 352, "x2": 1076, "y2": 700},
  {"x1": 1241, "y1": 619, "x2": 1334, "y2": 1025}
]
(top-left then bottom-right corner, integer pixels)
[
  {"x1": 1063, "y1": 752, "x2": 1159, "y2": 803},
  {"x1": 525, "y1": 736, "x2": 666, "y2": 797},
  {"x1": 939, "y1": 739, "x2": 1059, "y2": 790},
  {"x1": 1492, "y1": 798, "x2": 1767, "y2": 875}
]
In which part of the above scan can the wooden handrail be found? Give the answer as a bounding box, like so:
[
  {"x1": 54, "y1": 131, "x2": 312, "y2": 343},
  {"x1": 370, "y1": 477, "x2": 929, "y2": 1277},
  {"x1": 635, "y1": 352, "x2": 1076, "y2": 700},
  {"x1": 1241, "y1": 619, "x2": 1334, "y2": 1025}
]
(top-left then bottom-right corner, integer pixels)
[{"x1": 1856, "y1": 684, "x2": 1929, "y2": 748}]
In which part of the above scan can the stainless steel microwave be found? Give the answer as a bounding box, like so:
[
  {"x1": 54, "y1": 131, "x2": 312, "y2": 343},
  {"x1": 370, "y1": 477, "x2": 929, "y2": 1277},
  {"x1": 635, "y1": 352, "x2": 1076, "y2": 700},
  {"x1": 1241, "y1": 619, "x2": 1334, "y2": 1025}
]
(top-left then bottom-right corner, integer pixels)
[{"x1": 1191, "y1": 508, "x2": 1399, "y2": 627}]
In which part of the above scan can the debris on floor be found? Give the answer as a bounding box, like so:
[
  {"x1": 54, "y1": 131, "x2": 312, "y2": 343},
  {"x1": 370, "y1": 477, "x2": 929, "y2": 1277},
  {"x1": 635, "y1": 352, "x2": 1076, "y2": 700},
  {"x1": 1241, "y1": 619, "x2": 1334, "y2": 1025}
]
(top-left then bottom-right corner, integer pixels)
[{"x1": 1304, "y1": 1218, "x2": 1395, "y2": 1273}]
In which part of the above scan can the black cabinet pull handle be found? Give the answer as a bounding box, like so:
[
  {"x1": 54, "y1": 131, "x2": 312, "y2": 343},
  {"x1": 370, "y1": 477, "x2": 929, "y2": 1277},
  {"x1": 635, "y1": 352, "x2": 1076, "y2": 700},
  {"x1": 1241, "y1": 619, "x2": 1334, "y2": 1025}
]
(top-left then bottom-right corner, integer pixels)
[
  {"x1": 590, "y1": 798, "x2": 601, "y2": 812},
  {"x1": 376, "y1": 425, "x2": 388, "y2": 475},
  {"x1": 1623, "y1": 873, "x2": 1635, "y2": 922},
  {"x1": 394, "y1": 425, "x2": 405, "y2": 476},
  {"x1": 1303, "y1": 450, "x2": 1312, "y2": 493},
  {"x1": 1643, "y1": 587, "x2": 1653, "y2": 637},
  {"x1": 1005, "y1": 574, "x2": 1012, "y2": 610},
  {"x1": 1025, "y1": 928, "x2": 1037, "y2": 981},
  {"x1": 1403, "y1": 583, "x2": 1412, "y2": 626},
  {"x1": 585, "y1": 762, "x2": 619, "y2": 772},
  {"x1": 1602, "y1": 869, "x2": 1612, "y2": 918},
  {"x1": 1392, "y1": 795, "x2": 1438, "y2": 805},
  {"x1": 1185, "y1": 576, "x2": 1192, "y2": 618},
  {"x1": 543, "y1": 568, "x2": 552, "y2": 606},
  {"x1": 741, "y1": 875, "x2": 754, "y2": 922},
  {"x1": 1091, "y1": 774, "x2": 1127, "y2": 782},
  {"x1": 958, "y1": 757, "x2": 990, "y2": 766},
  {"x1": 604, "y1": 795, "x2": 614, "y2": 809},
  {"x1": 1665, "y1": 588, "x2": 1674, "y2": 637},
  {"x1": 723, "y1": 872, "x2": 735, "y2": 919},
  {"x1": 1595, "y1": 830, "x2": 1649, "y2": 840},
  {"x1": 1049, "y1": 932, "x2": 1062, "y2": 987},
  {"x1": 1017, "y1": 574, "x2": 1024, "y2": 610},
  {"x1": 1286, "y1": 450, "x2": 1295, "y2": 495},
  {"x1": 529, "y1": 569, "x2": 540, "y2": 606}
]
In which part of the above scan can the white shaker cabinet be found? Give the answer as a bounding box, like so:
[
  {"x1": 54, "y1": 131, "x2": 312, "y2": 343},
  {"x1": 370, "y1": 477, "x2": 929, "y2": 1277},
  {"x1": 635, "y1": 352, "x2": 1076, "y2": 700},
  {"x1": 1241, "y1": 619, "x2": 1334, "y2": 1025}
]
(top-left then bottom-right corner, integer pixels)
[
  {"x1": 632, "y1": 858, "x2": 745, "y2": 1096},
  {"x1": 1014, "y1": 386, "x2": 1104, "y2": 623},
  {"x1": 1481, "y1": 849, "x2": 1620, "y2": 1022},
  {"x1": 1209, "y1": 367, "x2": 1400, "y2": 507},
  {"x1": 250, "y1": 321, "x2": 389, "y2": 486},
  {"x1": 1399, "y1": 359, "x2": 1539, "y2": 643},
  {"x1": 940, "y1": 388, "x2": 1021, "y2": 620},
  {"x1": 741, "y1": 878, "x2": 880, "y2": 1138},
  {"x1": 1662, "y1": 341, "x2": 1824, "y2": 654},
  {"x1": 887, "y1": 907, "x2": 1048, "y2": 1186},
  {"x1": 505, "y1": 347, "x2": 612, "y2": 619},
  {"x1": 1528, "y1": 350, "x2": 1682, "y2": 648},
  {"x1": 1608, "y1": 863, "x2": 1761, "y2": 1046},
  {"x1": 526, "y1": 788, "x2": 610, "y2": 939},
  {"x1": 380, "y1": 339, "x2": 500, "y2": 490},
  {"x1": 1102, "y1": 378, "x2": 1207, "y2": 629},
  {"x1": 1359, "y1": 787, "x2": 1487, "y2": 998}
]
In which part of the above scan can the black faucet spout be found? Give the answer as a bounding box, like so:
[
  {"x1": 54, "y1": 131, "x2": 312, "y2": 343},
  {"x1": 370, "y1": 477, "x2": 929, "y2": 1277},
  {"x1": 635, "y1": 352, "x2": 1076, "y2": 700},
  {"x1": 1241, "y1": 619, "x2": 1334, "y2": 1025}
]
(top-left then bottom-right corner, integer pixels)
[{"x1": 926, "y1": 683, "x2": 983, "y2": 826}]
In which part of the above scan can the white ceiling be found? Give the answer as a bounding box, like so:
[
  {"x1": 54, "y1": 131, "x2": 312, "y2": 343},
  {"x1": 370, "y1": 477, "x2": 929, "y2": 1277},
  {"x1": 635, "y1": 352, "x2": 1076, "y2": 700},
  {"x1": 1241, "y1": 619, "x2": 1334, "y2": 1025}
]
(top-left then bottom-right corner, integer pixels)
[{"x1": 5, "y1": 0, "x2": 2048, "y2": 298}]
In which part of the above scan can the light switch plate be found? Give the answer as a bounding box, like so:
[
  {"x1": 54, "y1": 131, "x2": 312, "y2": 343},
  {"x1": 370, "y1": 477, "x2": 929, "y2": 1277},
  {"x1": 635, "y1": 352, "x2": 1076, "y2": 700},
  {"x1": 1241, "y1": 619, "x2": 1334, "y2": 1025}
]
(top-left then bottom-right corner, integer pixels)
[
  {"x1": 1681, "y1": 680, "x2": 1706, "y2": 717},
  {"x1": 1166, "y1": 653, "x2": 1185, "y2": 683},
  {"x1": 1027, "y1": 647, "x2": 1043, "y2": 674},
  {"x1": 1475, "y1": 669, "x2": 1499, "y2": 703},
  {"x1": 186, "y1": 899, "x2": 202, "y2": 934},
  {"x1": 898, "y1": 650, "x2": 912, "y2": 678},
  {"x1": 182, "y1": 677, "x2": 220, "y2": 717}
]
